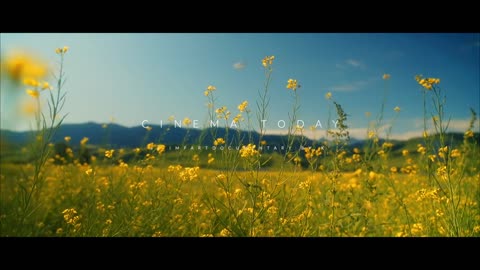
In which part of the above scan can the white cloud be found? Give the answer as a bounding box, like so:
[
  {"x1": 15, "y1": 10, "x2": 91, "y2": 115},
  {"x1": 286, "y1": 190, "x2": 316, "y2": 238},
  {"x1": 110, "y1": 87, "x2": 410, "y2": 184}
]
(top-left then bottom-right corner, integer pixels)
[
  {"x1": 233, "y1": 61, "x2": 246, "y2": 70},
  {"x1": 335, "y1": 59, "x2": 365, "y2": 70},
  {"x1": 264, "y1": 118, "x2": 480, "y2": 141},
  {"x1": 412, "y1": 117, "x2": 479, "y2": 132},
  {"x1": 330, "y1": 80, "x2": 370, "y2": 92},
  {"x1": 346, "y1": 59, "x2": 363, "y2": 68}
]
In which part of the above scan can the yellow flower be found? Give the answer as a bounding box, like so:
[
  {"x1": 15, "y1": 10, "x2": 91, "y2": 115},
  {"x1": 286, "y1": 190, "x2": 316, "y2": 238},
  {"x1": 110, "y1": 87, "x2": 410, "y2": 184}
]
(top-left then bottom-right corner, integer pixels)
[
  {"x1": 156, "y1": 144, "x2": 166, "y2": 154},
  {"x1": 382, "y1": 142, "x2": 394, "y2": 149},
  {"x1": 402, "y1": 150, "x2": 409, "y2": 156},
  {"x1": 216, "y1": 174, "x2": 226, "y2": 181},
  {"x1": 147, "y1": 142, "x2": 155, "y2": 150},
  {"x1": 80, "y1": 137, "x2": 89, "y2": 146},
  {"x1": 286, "y1": 79, "x2": 298, "y2": 91},
  {"x1": 215, "y1": 106, "x2": 230, "y2": 119},
  {"x1": 219, "y1": 228, "x2": 231, "y2": 237},
  {"x1": 232, "y1": 114, "x2": 243, "y2": 123},
  {"x1": 26, "y1": 89, "x2": 39, "y2": 98},
  {"x1": 23, "y1": 78, "x2": 40, "y2": 87},
  {"x1": 56, "y1": 46, "x2": 69, "y2": 54},
  {"x1": 394, "y1": 106, "x2": 400, "y2": 112},
  {"x1": 204, "y1": 85, "x2": 216, "y2": 96},
  {"x1": 423, "y1": 131, "x2": 428, "y2": 138},
  {"x1": 325, "y1": 92, "x2": 332, "y2": 100},
  {"x1": 237, "y1": 100, "x2": 248, "y2": 112},
  {"x1": 417, "y1": 144, "x2": 426, "y2": 155},
  {"x1": 41, "y1": 81, "x2": 52, "y2": 90},
  {"x1": 179, "y1": 166, "x2": 200, "y2": 182},
  {"x1": 215, "y1": 106, "x2": 226, "y2": 114},
  {"x1": 214, "y1": 138, "x2": 225, "y2": 146},
  {"x1": 105, "y1": 149, "x2": 114, "y2": 158},
  {"x1": 183, "y1": 117, "x2": 192, "y2": 126},
  {"x1": 64, "y1": 136, "x2": 71, "y2": 143},
  {"x1": 261, "y1": 55, "x2": 275, "y2": 68},
  {"x1": 382, "y1": 74, "x2": 391, "y2": 80},
  {"x1": 207, "y1": 154, "x2": 215, "y2": 164},
  {"x1": 239, "y1": 143, "x2": 259, "y2": 159},
  {"x1": 415, "y1": 75, "x2": 440, "y2": 90},
  {"x1": 464, "y1": 130, "x2": 474, "y2": 138},
  {"x1": 450, "y1": 149, "x2": 461, "y2": 158},
  {"x1": 85, "y1": 168, "x2": 94, "y2": 175},
  {"x1": 192, "y1": 154, "x2": 199, "y2": 162},
  {"x1": 293, "y1": 156, "x2": 302, "y2": 165},
  {"x1": 2, "y1": 52, "x2": 48, "y2": 82}
]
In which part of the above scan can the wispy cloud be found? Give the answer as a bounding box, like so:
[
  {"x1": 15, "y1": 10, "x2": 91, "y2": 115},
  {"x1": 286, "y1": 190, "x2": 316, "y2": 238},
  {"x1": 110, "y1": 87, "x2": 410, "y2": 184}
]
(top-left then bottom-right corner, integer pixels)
[
  {"x1": 264, "y1": 118, "x2": 480, "y2": 141},
  {"x1": 346, "y1": 59, "x2": 363, "y2": 68},
  {"x1": 233, "y1": 61, "x2": 246, "y2": 70},
  {"x1": 336, "y1": 59, "x2": 365, "y2": 69},
  {"x1": 330, "y1": 80, "x2": 370, "y2": 92},
  {"x1": 413, "y1": 117, "x2": 479, "y2": 131},
  {"x1": 390, "y1": 118, "x2": 480, "y2": 140}
]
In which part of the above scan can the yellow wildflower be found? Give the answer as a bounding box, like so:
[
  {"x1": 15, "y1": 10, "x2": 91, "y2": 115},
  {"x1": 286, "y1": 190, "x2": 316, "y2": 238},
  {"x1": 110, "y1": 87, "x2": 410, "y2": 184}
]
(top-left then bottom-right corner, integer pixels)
[
  {"x1": 262, "y1": 55, "x2": 275, "y2": 68},
  {"x1": 464, "y1": 130, "x2": 474, "y2": 138},
  {"x1": 214, "y1": 138, "x2": 225, "y2": 146},
  {"x1": 2, "y1": 52, "x2": 48, "y2": 82},
  {"x1": 41, "y1": 81, "x2": 52, "y2": 90},
  {"x1": 325, "y1": 92, "x2": 332, "y2": 100},
  {"x1": 26, "y1": 89, "x2": 39, "y2": 98},
  {"x1": 286, "y1": 79, "x2": 298, "y2": 91},
  {"x1": 450, "y1": 149, "x2": 461, "y2": 158},
  {"x1": 183, "y1": 117, "x2": 192, "y2": 126},
  {"x1": 240, "y1": 143, "x2": 259, "y2": 159},
  {"x1": 237, "y1": 100, "x2": 248, "y2": 112},
  {"x1": 204, "y1": 85, "x2": 216, "y2": 96},
  {"x1": 80, "y1": 137, "x2": 89, "y2": 146},
  {"x1": 147, "y1": 142, "x2": 155, "y2": 150},
  {"x1": 394, "y1": 106, "x2": 400, "y2": 112},
  {"x1": 105, "y1": 149, "x2": 114, "y2": 158},
  {"x1": 85, "y1": 168, "x2": 94, "y2": 176},
  {"x1": 207, "y1": 153, "x2": 215, "y2": 164},
  {"x1": 156, "y1": 144, "x2": 166, "y2": 154}
]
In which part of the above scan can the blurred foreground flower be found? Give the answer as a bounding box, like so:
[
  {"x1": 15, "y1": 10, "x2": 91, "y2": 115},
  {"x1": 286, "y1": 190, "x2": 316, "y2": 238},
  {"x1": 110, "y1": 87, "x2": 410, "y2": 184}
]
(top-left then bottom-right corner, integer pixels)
[{"x1": 1, "y1": 51, "x2": 48, "y2": 83}]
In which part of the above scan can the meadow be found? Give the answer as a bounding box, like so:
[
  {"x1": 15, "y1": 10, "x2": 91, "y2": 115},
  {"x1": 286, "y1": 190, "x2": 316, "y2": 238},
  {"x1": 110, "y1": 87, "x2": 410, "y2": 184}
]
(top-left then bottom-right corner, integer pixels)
[{"x1": 1, "y1": 48, "x2": 479, "y2": 237}]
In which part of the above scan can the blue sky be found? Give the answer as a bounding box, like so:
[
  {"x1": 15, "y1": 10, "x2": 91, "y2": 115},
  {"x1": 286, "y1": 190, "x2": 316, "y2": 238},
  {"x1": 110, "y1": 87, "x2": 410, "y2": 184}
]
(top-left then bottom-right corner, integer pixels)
[{"x1": 1, "y1": 33, "x2": 479, "y2": 140}]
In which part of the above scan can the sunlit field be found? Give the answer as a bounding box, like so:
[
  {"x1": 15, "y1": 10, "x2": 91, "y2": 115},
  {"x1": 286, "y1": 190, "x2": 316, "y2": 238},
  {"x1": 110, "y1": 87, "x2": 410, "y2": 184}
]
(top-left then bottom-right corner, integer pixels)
[{"x1": 1, "y1": 44, "x2": 479, "y2": 237}]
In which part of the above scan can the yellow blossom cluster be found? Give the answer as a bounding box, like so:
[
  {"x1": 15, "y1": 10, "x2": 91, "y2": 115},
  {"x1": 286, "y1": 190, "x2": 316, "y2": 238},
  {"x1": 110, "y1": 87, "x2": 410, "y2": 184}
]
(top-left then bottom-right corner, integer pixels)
[
  {"x1": 204, "y1": 85, "x2": 216, "y2": 96},
  {"x1": 262, "y1": 55, "x2": 275, "y2": 68},
  {"x1": 240, "y1": 144, "x2": 259, "y2": 159},
  {"x1": 415, "y1": 75, "x2": 440, "y2": 90},
  {"x1": 286, "y1": 79, "x2": 298, "y2": 91}
]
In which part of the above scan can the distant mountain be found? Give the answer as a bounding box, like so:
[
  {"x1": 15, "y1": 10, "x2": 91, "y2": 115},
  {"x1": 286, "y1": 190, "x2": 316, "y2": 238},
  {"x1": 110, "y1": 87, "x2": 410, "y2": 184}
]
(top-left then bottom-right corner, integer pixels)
[
  {"x1": 0, "y1": 122, "x2": 316, "y2": 148},
  {"x1": 1, "y1": 122, "x2": 478, "y2": 150}
]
